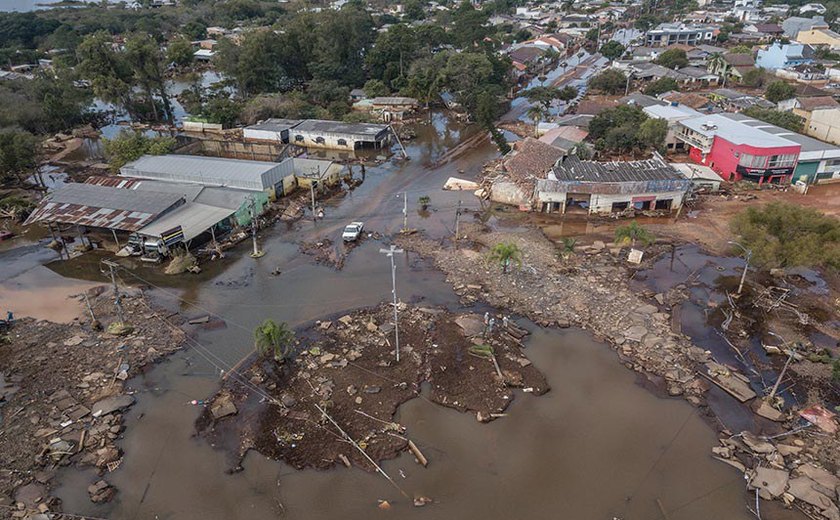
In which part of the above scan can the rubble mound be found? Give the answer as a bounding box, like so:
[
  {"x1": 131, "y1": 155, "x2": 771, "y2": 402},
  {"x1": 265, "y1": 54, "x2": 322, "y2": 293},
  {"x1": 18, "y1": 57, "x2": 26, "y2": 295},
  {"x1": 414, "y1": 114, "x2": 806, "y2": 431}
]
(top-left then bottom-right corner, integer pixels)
[{"x1": 196, "y1": 304, "x2": 548, "y2": 472}]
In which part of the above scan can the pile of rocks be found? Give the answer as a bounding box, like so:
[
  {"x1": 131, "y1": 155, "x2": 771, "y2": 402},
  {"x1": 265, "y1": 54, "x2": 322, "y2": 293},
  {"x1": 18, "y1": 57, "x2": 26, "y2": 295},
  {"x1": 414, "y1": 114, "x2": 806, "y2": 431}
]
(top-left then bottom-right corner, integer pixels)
[{"x1": 0, "y1": 287, "x2": 186, "y2": 516}]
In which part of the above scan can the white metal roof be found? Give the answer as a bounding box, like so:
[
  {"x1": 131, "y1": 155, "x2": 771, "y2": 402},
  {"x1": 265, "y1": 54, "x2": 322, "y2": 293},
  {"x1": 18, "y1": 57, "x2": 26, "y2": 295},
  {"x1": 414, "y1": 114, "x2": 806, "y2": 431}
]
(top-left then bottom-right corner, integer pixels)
[
  {"x1": 136, "y1": 203, "x2": 235, "y2": 241},
  {"x1": 679, "y1": 114, "x2": 799, "y2": 148},
  {"x1": 121, "y1": 155, "x2": 293, "y2": 191}
]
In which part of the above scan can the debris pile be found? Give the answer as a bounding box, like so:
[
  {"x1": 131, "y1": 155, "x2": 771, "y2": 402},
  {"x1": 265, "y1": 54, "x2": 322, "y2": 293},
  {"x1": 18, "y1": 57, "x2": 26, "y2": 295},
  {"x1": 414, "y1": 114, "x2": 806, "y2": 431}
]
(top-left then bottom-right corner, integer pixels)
[
  {"x1": 197, "y1": 304, "x2": 548, "y2": 473},
  {"x1": 714, "y1": 423, "x2": 840, "y2": 520},
  {"x1": 0, "y1": 287, "x2": 186, "y2": 515}
]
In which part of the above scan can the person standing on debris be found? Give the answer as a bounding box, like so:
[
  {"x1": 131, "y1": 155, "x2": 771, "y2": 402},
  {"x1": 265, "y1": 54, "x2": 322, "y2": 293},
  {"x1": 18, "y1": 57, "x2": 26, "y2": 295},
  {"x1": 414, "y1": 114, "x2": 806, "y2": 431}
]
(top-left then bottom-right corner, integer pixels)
[
  {"x1": 5, "y1": 310, "x2": 13, "y2": 323},
  {"x1": 502, "y1": 316, "x2": 509, "y2": 330},
  {"x1": 484, "y1": 312, "x2": 490, "y2": 325},
  {"x1": 488, "y1": 318, "x2": 495, "y2": 336}
]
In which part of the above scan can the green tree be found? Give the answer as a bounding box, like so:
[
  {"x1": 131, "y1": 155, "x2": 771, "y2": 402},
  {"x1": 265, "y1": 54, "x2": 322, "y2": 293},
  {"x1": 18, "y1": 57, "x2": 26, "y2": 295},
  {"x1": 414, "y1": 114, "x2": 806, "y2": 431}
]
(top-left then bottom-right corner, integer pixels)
[
  {"x1": 489, "y1": 242, "x2": 522, "y2": 273},
  {"x1": 742, "y1": 106, "x2": 804, "y2": 132},
  {"x1": 644, "y1": 77, "x2": 678, "y2": 96},
  {"x1": 615, "y1": 222, "x2": 655, "y2": 246},
  {"x1": 524, "y1": 86, "x2": 562, "y2": 111},
  {"x1": 125, "y1": 32, "x2": 174, "y2": 122},
  {"x1": 589, "y1": 104, "x2": 647, "y2": 141},
  {"x1": 637, "y1": 118, "x2": 667, "y2": 151},
  {"x1": 600, "y1": 40, "x2": 625, "y2": 61},
  {"x1": 588, "y1": 69, "x2": 627, "y2": 95},
  {"x1": 76, "y1": 31, "x2": 135, "y2": 116},
  {"x1": 201, "y1": 97, "x2": 242, "y2": 127},
  {"x1": 729, "y1": 44, "x2": 752, "y2": 54},
  {"x1": 167, "y1": 37, "x2": 195, "y2": 68},
  {"x1": 450, "y1": 1, "x2": 490, "y2": 48},
  {"x1": 765, "y1": 80, "x2": 796, "y2": 103},
  {"x1": 103, "y1": 130, "x2": 176, "y2": 172},
  {"x1": 363, "y1": 79, "x2": 389, "y2": 98},
  {"x1": 254, "y1": 319, "x2": 296, "y2": 363},
  {"x1": 740, "y1": 68, "x2": 765, "y2": 87},
  {"x1": 731, "y1": 202, "x2": 840, "y2": 270},
  {"x1": 403, "y1": 0, "x2": 426, "y2": 20},
  {"x1": 558, "y1": 85, "x2": 578, "y2": 103},
  {"x1": 0, "y1": 130, "x2": 38, "y2": 185},
  {"x1": 654, "y1": 48, "x2": 688, "y2": 69}
]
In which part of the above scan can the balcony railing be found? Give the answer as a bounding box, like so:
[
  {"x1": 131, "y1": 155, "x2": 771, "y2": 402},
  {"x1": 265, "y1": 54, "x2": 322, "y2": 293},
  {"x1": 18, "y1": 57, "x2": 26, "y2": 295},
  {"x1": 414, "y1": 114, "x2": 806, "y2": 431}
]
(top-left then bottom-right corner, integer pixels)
[{"x1": 676, "y1": 132, "x2": 711, "y2": 152}]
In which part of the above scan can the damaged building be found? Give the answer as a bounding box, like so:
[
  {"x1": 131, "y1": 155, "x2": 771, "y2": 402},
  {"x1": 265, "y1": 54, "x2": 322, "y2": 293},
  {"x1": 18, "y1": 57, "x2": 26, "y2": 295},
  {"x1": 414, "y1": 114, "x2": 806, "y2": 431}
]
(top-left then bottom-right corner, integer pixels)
[{"x1": 534, "y1": 154, "x2": 691, "y2": 214}]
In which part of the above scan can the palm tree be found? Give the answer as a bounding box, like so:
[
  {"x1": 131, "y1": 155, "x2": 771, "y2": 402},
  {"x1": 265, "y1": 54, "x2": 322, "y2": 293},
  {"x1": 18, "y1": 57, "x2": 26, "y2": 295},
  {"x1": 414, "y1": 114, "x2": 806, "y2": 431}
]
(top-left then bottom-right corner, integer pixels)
[
  {"x1": 489, "y1": 242, "x2": 523, "y2": 273},
  {"x1": 254, "y1": 319, "x2": 295, "y2": 363},
  {"x1": 708, "y1": 52, "x2": 727, "y2": 87},
  {"x1": 615, "y1": 222, "x2": 656, "y2": 247},
  {"x1": 526, "y1": 106, "x2": 546, "y2": 137}
]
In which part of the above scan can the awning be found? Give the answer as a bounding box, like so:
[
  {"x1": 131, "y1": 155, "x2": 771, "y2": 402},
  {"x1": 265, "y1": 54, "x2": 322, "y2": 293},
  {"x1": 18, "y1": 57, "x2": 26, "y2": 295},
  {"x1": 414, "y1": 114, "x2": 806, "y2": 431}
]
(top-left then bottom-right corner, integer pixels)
[
  {"x1": 631, "y1": 195, "x2": 656, "y2": 203},
  {"x1": 136, "y1": 203, "x2": 235, "y2": 242}
]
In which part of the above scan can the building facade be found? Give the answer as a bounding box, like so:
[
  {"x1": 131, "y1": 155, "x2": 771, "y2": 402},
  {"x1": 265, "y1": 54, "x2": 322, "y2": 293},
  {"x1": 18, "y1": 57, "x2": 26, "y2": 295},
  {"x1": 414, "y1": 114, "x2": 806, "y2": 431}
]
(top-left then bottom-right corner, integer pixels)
[{"x1": 645, "y1": 23, "x2": 718, "y2": 46}]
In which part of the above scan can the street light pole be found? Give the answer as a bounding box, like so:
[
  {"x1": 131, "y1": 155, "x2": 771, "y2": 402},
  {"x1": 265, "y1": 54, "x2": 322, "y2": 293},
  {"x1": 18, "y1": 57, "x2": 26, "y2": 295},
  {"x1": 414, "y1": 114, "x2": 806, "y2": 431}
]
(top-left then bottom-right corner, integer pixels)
[
  {"x1": 379, "y1": 245, "x2": 404, "y2": 363},
  {"x1": 728, "y1": 240, "x2": 752, "y2": 295}
]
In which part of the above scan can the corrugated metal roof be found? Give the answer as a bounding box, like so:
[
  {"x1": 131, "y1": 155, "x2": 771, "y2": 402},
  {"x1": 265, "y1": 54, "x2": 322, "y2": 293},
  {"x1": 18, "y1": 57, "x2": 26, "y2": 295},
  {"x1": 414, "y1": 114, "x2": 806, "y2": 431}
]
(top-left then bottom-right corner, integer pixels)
[
  {"x1": 136, "y1": 203, "x2": 235, "y2": 241},
  {"x1": 245, "y1": 118, "x2": 302, "y2": 132},
  {"x1": 24, "y1": 183, "x2": 183, "y2": 231},
  {"x1": 121, "y1": 155, "x2": 293, "y2": 191},
  {"x1": 550, "y1": 155, "x2": 685, "y2": 183},
  {"x1": 293, "y1": 120, "x2": 389, "y2": 137}
]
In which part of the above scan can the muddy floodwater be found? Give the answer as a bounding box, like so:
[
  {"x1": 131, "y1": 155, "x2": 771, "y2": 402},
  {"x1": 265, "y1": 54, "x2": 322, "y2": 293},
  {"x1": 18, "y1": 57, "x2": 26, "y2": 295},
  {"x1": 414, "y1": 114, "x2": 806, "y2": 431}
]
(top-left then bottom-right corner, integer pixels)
[{"x1": 2, "y1": 111, "x2": 802, "y2": 520}]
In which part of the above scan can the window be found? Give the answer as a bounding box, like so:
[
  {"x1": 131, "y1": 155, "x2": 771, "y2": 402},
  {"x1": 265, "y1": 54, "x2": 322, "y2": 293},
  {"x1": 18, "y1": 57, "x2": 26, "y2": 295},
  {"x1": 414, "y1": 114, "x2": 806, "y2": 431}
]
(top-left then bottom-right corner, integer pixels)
[
  {"x1": 767, "y1": 154, "x2": 796, "y2": 168},
  {"x1": 337, "y1": 138, "x2": 347, "y2": 146},
  {"x1": 739, "y1": 153, "x2": 767, "y2": 168},
  {"x1": 315, "y1": 136, "x2": 325, "y2": 144},
  {"x1": 655, "y1": 199, "x2": 673, "y2": 210},
  {"x1": 294, "y1": 134, "x2": 304, "y2": 142}
]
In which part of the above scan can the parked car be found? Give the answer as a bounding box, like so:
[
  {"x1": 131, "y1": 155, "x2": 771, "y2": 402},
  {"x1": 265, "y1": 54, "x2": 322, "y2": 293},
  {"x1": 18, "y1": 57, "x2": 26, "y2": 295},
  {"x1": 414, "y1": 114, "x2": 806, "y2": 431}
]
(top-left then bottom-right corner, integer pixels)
[{"x1": 342, "y1": 222, "x2": 364, "y2": 242}]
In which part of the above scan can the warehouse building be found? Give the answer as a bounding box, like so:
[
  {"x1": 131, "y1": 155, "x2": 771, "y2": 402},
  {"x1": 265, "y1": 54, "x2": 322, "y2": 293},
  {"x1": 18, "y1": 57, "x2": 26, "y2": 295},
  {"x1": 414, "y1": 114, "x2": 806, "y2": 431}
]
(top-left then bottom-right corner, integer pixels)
[
  {"x1": 242, "y1": 118, "x2": 302, "y2": 143},
  {"x1": 290, "y1": 120, "x2": 391, "y2": 150},
  {"x1": 534, "y1": 154, "x2": 691, "y2": 215}
]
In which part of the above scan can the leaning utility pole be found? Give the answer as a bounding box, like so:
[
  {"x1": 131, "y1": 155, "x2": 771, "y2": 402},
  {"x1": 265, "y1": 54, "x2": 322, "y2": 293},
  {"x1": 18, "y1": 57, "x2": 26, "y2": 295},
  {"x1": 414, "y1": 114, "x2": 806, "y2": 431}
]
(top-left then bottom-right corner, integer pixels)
[
  {"x1": 402, "y1": 192, "x2": 408, "y2": 232},
  {"x1": 379, "y1": 245, "x2": 404, "y2": 363},
  {"x1": 249, "y1": 196, "x2": 264, "y2": 258},
  {"x1": 102, "y1": 260, "x2": 125, "y2": 324}
]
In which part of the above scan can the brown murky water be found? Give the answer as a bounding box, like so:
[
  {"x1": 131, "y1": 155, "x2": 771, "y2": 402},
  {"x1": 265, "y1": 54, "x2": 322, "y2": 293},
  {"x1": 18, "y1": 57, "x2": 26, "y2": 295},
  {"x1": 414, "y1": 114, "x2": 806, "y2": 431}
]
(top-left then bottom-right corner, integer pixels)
[{"x1": 3, "y1": 112, "x2": 801, "y2": 519}]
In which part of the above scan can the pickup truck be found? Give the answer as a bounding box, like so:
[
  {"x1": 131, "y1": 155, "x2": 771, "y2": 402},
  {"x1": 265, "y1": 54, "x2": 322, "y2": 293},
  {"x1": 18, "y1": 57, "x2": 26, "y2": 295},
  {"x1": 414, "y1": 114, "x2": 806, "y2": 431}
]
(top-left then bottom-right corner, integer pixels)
[{"x1": 342, "y1": 222, "x2": 364, "y2": 242}]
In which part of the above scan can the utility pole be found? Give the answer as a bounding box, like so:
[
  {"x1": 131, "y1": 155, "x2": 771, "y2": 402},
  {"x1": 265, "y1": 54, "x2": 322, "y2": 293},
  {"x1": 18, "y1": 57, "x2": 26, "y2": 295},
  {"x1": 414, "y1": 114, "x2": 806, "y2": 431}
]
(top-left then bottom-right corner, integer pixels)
[
  {"x1": 102, "y1": 260, "x2": 125, "y2": 324},
  {"x1": 379, "y1": 245, "x2": 404, "y2": 363},
  {"x1": 767, "y1": 331, "x2": 797, "y2": 399},
  {"x1": 728, "y1": 240, "x2": 752, "y2": 295},
  {"x1": 249, "y1": 196, "x2": 264, "y2": 258},
  {"x1": 454, "y1": 199, "x2": 462, "y2": 244}
]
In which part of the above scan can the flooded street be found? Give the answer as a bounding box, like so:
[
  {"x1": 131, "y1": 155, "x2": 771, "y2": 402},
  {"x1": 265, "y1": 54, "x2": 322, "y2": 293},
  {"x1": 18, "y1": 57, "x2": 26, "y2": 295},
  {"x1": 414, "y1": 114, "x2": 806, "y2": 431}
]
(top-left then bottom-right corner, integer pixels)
[{"x1": 1, "y1": 110, "x2": 805, "y2": 520}]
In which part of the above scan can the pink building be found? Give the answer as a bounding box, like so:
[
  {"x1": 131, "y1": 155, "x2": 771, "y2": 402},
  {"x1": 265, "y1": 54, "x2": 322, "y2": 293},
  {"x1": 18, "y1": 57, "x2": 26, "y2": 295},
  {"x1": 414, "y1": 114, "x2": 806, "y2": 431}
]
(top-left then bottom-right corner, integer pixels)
[{"x1": 676, "y1": 114, "x2": 800, "y2": 184}]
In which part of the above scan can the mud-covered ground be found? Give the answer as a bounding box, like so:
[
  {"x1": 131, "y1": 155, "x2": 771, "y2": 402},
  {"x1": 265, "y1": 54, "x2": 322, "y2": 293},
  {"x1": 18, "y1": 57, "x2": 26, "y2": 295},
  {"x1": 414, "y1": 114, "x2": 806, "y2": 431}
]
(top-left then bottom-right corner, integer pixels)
[
  {"x1": 196, "y1": 304, "x2": 548, "y2": 473},
  {"x1": 0, "y1": 287, "x2": 186, "y2": 518},
  {"x1": 395, "y1": 221, "x2": 840, "y2": 520}
]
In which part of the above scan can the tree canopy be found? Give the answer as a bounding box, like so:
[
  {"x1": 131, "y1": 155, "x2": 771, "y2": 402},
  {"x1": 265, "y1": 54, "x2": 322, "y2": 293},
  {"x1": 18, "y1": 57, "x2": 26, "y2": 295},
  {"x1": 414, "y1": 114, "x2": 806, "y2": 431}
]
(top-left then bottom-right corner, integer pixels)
[
  {"x1": 587, "y1": 69, "x2": 627, "y2": 95},
  {"x1": 764, "y1": 80, "x2": 796, "y2": 103},
  {"x1": 654, "y1": 48, "x2": 688, "y2": 69},
  {"x1": 731, "y1": 202, "x2": 840, "y2": 270},
  {"x1": 742, "y1": 106, "x2": 804, "y2": 132}
]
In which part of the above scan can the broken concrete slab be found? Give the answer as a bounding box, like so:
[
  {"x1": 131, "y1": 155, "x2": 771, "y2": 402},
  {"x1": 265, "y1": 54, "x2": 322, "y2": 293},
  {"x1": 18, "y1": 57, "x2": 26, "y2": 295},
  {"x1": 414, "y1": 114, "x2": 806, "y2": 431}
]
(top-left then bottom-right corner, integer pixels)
[
  {"x1": 624, "y1": 325, "x2": 648, "y2": 343},
  {"x1": 210, "y1": 394, "x2": 237, "y2": 419},
  {"x1": 741, "y1": 432, "x2": 776, "y2": 454},
  {"x1": 755, "y1": 400, "x2": 785, "y2": 422},
  {"x1": 91, "y1": 395, "x2": 135, "y2": 417},
  {"x1": 750, "y1": 467, "x2": 789, "y2": 499},
  {"x1": 797, "y1": 465, "x2": 840, "y2": 498},
  {"x1": 704, "y1": 363, "x2": 756, "y2": 403},
  {"x1": 454, "y1": 314, "x2": 485, "y2": 337},
  {"x1": 788, "y1": 476, "x2": 837, "y2": 512}
]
